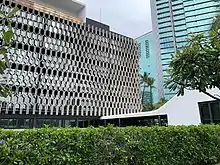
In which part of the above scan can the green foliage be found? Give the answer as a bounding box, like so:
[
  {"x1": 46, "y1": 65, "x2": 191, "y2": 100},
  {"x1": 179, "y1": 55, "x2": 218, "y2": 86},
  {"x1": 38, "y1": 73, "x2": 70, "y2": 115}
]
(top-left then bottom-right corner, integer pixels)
[
  {"x1": 0, "y1": 125, "x2": 220, "y2": 165},
  {"x1": 143, "y1": 98, "x2": 167, "y2": 112},
  {"x1": 0, "y1": 7, "x2": 19, "y2": 97},
  {"x1": 142, "y1": 103, "x2": 152, "y2": 112},
  {"x1": 165, "y1": 27, "x2": 220, "y2": 100},
  {"x1": 154, "y1": 98, "x2": 167, "y2": 109}
]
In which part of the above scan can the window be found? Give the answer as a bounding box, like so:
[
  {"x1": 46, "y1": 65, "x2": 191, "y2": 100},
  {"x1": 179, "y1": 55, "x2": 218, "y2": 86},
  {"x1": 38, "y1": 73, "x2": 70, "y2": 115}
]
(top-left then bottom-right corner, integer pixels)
[
  {"x1": 138, "y1": 43, "x2": 141, "y2": 57},
  {"x1": 199, "y1": 101, "x2": 220, "y2": 124},
  {"x1": 145, "y1": 40, "x2": 149, "y2": 58}
]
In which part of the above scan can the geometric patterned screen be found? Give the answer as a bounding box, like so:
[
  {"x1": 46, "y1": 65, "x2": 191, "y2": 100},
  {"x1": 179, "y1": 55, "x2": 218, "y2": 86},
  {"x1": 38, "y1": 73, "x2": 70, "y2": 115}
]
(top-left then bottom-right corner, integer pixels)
[{"x1": 0, "y1": 0, "x2": 141, "y2": 118}]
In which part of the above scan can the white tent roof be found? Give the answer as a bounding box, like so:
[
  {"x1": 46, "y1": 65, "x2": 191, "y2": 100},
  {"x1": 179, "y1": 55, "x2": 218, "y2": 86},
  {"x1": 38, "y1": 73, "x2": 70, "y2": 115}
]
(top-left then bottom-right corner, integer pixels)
[{"x1": 101, "y1": 88, "x2": 220, "y2": 125}]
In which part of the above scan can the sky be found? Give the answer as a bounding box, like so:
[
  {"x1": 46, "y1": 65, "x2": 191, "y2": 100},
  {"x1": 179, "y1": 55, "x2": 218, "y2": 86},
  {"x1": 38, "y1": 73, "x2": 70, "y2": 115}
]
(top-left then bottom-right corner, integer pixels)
[{"x1": 80, "y1": 0, "x2": 152, "y2": 38}]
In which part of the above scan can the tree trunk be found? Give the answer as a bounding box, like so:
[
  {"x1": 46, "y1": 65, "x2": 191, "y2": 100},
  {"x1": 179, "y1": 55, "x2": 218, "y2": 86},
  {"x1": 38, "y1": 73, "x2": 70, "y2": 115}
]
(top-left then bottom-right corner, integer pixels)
[
  {"x1": 150, "y1": 86, "x2": 153, "y2": 110},
  {"x1": 142, "y1": 85, "x2": 146, "y2": 105}
]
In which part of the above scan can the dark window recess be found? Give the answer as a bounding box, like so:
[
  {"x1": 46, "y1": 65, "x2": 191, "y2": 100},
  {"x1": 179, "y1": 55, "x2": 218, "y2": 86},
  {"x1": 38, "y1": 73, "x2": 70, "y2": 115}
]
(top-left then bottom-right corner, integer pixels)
[
  {"x1": 24, "y1": 65, "x2": 29, "y2": 71},
  {"x1": 36, "y1": 67, "x2": 40, "y2": 73},
  {"x1": 42, "y1": 68, "x2": 46, "y2": 74},
  {"x1": 52, "y1": 51, "x2": 56, "y2": 56},
  {"x1": 60, "y1": 91, "x2": 63, "y2": 97},
  {"x1": 35, "y1": 27, "x2": 39, "y2": 34},
  {"x1": 51, "y1": 32, "x2": 55, "y2": 38},
  {"x1": 48, "y1": 69, "x2": 52, "y2": 75},
  {"x1": 58, "y1": 71, "x2": 62, "y2": 76},
  {"x1": 56, "y1": 33, "x2": 60, "y2": 39},
  {"x1": 199, "y1": 101, "x2": 220, "y2": 124},
  {"x1": 11, "y1": 63, "x2": 16, "y2": 69},
  {"x1": 29, "y1": 26, "x2": 34, "y2": 32},
  {"x1": 49, "y1": 90, "x2": 53, "y2": 96},
  {"x1": 53, "y1": 70, "x2": 57, "y2": 76},
  {"x1": 12, "y1": 86, "x2": 16, "y2": 92},
  {"x1": 54, "y1": 90, "x2": 58, "y2": 96},
  {"x1": 30, "y1": 66, "x2": 35, "y2": 72},
  {"x1": 46, "y1": 31, "x2": 50, "y2": 36},
  {"x1": 18, "y1": 64, "x2": 22, "y2": 70},
  {"x1": 25, "y1": 87, "x2": 29, "y2": 93},
  {"x1": 57, "y1": 52, "x2": 61, "y2": 58},
  {"x1": 62, "y1": 53, "x2": 65, "y2": 58},
  {"x1": 43, "y1": 89, "x2": 47, "y2": 95},
  {"x1": 64, "y1": 72, "x2": 67, "y2": 77},
  {"x1": 30, "y1": 46, "x2": 34, "y2": 52},
  {"x1": 40, "y1": 29, "x2": 44, "y2": 35},
  {"x1": 31, "y1": 88, "x2": 35, "y2": 94},
  {"x1": 41, "y1": 48, "x2": 45, "y2": 55},
  {"x1": 37, "y1": 89, "x2": 41, "y2": 95},
  {"x1": 18, "y1": 87, "x2": 23, "y2": 93}
]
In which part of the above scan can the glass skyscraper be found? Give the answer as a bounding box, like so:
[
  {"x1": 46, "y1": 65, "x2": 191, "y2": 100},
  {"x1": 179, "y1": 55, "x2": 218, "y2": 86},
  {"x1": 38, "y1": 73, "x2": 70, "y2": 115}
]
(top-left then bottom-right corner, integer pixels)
[
  {"x1": 151, "y1": 0, "x2": 219, "y2": 100},
  {"x1": 136, "y1": 31, "x2": 164, "y2": 104}
]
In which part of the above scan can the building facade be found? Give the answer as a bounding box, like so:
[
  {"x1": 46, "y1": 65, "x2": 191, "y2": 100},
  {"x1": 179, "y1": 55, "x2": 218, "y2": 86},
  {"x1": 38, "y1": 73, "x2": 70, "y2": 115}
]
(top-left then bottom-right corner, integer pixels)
[
  {"x1": 150, "y1": 0, "x2": 219, "y2": 100},
  {"x1": 0, "y1": 0, "x2": 141, "y2": 128},
  {"x1": 136, "y1": 31, "x2": 163, "y2": 104}
]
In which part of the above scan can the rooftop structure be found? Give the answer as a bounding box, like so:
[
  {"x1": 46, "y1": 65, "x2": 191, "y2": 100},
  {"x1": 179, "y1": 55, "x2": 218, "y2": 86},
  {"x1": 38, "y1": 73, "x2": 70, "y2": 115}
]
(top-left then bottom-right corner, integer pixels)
[{"x1": 15, "y1": 0, "x2": 85, "y2": 23}]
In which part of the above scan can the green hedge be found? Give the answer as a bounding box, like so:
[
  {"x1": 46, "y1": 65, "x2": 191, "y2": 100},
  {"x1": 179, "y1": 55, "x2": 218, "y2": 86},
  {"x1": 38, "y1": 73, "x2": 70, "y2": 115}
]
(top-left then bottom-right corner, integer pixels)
[{"x1": 1, "y1": 125, "x2": 220, "y2": 165}]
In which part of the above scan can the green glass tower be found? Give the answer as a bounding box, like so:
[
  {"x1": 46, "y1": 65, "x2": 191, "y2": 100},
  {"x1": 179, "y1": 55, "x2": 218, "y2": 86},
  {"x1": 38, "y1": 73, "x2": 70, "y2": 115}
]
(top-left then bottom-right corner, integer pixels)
[{"x1": 151, "y1": 0, "x2": 219, "y2": 100}]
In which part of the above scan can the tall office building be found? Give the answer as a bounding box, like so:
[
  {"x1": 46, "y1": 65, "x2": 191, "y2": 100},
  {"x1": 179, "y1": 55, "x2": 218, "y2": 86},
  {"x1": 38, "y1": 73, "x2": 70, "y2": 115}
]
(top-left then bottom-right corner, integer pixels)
[
  {"x1": 151, "y1": 0, "x2": 219, "y2": 100},
  {"x1": 0, "y1": 0, "x2": 141, "y2": 128},
  {"x1": 136, "y1": 31, "x2": 164, "y2": 104}
]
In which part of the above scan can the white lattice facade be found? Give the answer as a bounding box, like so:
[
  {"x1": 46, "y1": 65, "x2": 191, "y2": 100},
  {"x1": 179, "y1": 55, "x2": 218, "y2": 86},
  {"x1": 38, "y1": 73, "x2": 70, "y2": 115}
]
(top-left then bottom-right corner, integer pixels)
[{"x1": 0, "y1": 0, "x2": 141, "y2": 118}]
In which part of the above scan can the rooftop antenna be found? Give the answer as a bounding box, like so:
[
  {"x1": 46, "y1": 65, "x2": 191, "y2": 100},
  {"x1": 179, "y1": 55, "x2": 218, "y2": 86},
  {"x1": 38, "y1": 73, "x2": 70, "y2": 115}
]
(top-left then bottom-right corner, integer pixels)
[{"x1": 100, "y1": 8, "x2": 102, "y2": 22}]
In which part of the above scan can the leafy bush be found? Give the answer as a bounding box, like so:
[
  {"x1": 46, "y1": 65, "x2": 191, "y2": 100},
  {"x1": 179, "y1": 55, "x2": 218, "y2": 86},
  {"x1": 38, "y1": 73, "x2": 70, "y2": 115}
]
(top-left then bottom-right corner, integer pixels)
[{"x1": 0, "y1": 125, "x2": 220, "y2": 165}]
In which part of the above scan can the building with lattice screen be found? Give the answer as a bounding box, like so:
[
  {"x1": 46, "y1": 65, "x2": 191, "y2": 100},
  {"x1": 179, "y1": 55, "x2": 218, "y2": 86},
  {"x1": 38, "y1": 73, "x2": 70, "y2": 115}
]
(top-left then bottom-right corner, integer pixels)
[{"x1": 0, "y1": 0, "x2": 141, "y2": 128}]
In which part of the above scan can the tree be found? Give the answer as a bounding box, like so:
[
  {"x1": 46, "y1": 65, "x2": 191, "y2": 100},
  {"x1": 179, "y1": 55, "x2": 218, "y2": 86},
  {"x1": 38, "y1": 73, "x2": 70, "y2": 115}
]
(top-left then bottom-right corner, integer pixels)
[
  {"x1": 148, "y1": 76, "x2": 155, "y2": 110},
  {"x1": 140, "y1": 72, "x2": 155, "y2": 110},
  {"x1": 165, "y1": 21, "x2": 220, "y2": 100},
  {"x1": 154, "y1": 98, "x2": 167, "y2": 109},
  {"x1": 0, "y1": 7, "x2": 19, "y2": 97},
  {"x1": 140, "y1": 72, "x2": 148, "y2": 105},
  {"x1": 212, "y1": 15, "x2": 220, "y2": 30}
]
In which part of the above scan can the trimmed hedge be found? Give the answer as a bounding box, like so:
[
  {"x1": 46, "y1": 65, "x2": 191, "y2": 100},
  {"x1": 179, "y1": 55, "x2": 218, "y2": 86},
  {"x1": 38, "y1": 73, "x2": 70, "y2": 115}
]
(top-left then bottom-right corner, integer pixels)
[{"x1": 0, "y1": 125, "x2": 220, "y2": 165}]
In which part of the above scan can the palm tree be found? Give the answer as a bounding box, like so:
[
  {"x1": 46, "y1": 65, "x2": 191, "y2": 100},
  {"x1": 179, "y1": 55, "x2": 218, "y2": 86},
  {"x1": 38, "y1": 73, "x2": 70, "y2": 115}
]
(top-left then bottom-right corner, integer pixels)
[
  {"x1": 154, "y1": 98, "x2": 167, "y2": 109},
  {"x1": 140, "y1": 72, "x2": 155, "y2": 110},
  {"x1": 147, "y1": 77, "x2": 155, "y2": 110},
  {"x1": 140, "y1": 72, "x2": 148, "y2": 105}
]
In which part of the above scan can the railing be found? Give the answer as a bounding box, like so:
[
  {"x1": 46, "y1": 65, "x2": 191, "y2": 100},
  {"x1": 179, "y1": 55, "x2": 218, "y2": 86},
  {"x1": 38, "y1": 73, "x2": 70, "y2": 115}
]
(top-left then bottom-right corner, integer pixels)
[{"x1": 13, "y1": 0, "x2": 83, "y2": 24}]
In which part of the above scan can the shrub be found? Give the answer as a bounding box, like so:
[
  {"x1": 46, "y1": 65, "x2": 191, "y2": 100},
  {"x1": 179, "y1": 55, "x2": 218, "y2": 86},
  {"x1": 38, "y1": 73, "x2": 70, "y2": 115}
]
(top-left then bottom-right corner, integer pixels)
[{"x1": 0, "y1": 125, "x2": 220, "y2": 165}]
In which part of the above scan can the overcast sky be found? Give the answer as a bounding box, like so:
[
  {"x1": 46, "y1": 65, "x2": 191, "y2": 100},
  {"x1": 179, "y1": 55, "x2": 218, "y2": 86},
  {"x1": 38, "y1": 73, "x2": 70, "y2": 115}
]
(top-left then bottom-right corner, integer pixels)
[{"x1": 80, "y1": 0, "x2": 152, "y2": 38}]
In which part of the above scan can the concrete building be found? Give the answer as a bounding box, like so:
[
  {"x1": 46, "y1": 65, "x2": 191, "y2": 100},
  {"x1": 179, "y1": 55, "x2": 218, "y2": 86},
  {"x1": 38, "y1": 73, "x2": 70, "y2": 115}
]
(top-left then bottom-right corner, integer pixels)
[
  {"x1": 136, "y1": 31, "x2": 163, "y2": 104},
  {"x1": 150, "y1": 0, "x2": 220, "y2": 100},
  {"x1": 0, "y1": 0, "x2": 141, "y2": 128}
]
